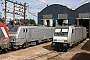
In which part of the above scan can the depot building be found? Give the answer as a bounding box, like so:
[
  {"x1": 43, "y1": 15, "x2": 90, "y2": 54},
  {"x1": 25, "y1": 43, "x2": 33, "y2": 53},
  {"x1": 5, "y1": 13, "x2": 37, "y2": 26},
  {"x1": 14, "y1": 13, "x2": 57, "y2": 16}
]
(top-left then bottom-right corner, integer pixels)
[{"x1": 38, "y1": 2, "x2": 89, "y2": 29}]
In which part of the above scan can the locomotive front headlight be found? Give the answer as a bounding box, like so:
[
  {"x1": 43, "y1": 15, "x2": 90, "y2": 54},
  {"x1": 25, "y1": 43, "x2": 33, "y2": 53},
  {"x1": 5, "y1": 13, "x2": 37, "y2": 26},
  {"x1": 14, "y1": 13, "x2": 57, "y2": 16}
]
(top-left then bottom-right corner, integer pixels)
[{"x1": 13, "y1": 38, "x2": 16, "y2": 41}]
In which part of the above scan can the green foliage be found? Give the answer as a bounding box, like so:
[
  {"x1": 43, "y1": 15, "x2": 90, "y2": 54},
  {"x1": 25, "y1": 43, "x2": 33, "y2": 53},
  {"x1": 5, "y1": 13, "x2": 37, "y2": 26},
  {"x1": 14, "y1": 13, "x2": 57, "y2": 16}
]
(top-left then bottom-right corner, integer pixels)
[
  {"x1": 8, "y1": 19, "x2": 36, "y2": 26},
  {"x1": 0, "y1": 18, "x2": 3, "y2": 22},
  {"x1": 0, "y1": 18, "x2": 2, "y2": 21},
  {"x1": 28, "y1": 19, "x2": 36, "y2": 25},
  {"x1": 22, "y1": 19, "x2": 36, "y2": 25},
  {"x1": 9, "y1": 21, "x2": 14, "y2": 25}
]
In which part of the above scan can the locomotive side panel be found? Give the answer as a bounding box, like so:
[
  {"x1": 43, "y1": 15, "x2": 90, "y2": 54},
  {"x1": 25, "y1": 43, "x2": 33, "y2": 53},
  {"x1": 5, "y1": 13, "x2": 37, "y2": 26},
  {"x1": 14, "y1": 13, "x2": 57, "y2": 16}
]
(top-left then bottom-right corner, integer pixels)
[
  {"x1": 52, "y1": 26, "x2": 87, "y2": 51},
  {"x1": 9, "y1": 26, "x2": 55, "y2": 48},
  {"x1": 75, "y1": 28, "x2": 83, "y2": 43},
  {"x1": 0, "y1": 22, "x2": 10, "y2": 50}
]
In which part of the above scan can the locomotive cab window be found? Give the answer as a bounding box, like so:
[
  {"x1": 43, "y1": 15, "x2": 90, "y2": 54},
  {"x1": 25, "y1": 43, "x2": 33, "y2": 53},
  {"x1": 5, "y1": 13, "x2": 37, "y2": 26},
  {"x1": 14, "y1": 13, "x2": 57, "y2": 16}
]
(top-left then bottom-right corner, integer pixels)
[
  {"x1": 9, "y1": 26, "x2": 19, "y2": 32},
  {"x1": 62, "y1": 29, "x2": 68, "y2": 32},
  {"x1": 0, "y1": 28, "x2": 5, "y2": 38},
  {"x1": 54, "y1": 28, "x2": 68, "y2": 37},
  {"x1": 61, "y1": 29, "x2": 68, "y2": 37},
  {"x1": 54, "y1": 29, "x2": 61, "y2": 36}
]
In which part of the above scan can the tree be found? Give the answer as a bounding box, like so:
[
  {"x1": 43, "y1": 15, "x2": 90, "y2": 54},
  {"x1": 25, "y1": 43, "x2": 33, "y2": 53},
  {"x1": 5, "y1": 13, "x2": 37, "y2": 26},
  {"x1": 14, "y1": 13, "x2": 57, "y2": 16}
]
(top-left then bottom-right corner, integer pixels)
[
  {"x1": 19, "y1": 19, "x2": 36, "y2": 25},
  {"x1": 28, "y1": 19, "x2": 36, "y2": 25},
  {"x1": 0, "y1": 18, "x2": 2, "y2": 21},
  {"x1": 8, "y1": 18, "x2": 36, "y2": 26},
  {"x1": 0, "y1": 18, "x2": 4, "y2": 22},
  {"x1": 9, "y1": 20, "x2": 14, "y2": 25}
]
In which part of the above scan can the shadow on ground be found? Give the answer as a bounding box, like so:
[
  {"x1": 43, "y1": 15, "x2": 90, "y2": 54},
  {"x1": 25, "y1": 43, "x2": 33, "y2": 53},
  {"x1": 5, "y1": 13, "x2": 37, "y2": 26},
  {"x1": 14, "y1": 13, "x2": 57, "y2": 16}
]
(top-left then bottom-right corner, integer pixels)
[
  {"x1": 43, "y1": 44, "x2": 66, "y2": 52},
  {"x1": 71, "y1": 39, "x2": 90, "y2": 60},
  {"x1": 71, "y1": 52, "x2": 90, "y2": 60},
  {"x1": 81, "y1": 40, "x2": 90, "y2": 51},
  {"x1": 43, "y1": 45, "x2": 53, "y2": 51}
]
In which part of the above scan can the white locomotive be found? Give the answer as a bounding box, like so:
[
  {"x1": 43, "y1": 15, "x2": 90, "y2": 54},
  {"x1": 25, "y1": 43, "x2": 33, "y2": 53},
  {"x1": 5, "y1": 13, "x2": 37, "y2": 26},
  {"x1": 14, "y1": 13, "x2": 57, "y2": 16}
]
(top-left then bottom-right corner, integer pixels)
[
  {"x1": 52, "y1": 26, "x2": 87, "y2": 51},
  {"x1": 9, "y1": 26, "x2": 54, "y2": 49}
]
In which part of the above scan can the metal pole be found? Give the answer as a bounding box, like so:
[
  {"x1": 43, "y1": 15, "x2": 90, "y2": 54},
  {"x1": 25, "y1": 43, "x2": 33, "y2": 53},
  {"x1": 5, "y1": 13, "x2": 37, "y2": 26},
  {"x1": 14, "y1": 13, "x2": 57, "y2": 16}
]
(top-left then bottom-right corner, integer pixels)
[
  {"x1": 24, "y1": 2, "x2": 26, "y2": 24},
  {"x1": 4, "y1": 0, "x2": 6, "y2": 24},
  {"x1": 89, "y1": 0, "x2": 90, "y2": 43},
  {"x1": 13, "y1": 3, "x2": 15, "y2": 25}
]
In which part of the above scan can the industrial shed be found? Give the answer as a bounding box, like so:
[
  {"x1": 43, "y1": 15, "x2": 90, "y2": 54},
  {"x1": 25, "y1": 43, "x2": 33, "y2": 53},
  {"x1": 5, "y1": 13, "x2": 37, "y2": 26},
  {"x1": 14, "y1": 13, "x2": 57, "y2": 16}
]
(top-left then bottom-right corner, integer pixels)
[
  {"x1": 75, "y1": 3, "x2": 89, "y2": 29},
  {"x1": 38, "y1": 4, "x2": 73, "y2": 27},
  {"x1": 38, "y1": 3, "x2": 89, "y2": 27}
]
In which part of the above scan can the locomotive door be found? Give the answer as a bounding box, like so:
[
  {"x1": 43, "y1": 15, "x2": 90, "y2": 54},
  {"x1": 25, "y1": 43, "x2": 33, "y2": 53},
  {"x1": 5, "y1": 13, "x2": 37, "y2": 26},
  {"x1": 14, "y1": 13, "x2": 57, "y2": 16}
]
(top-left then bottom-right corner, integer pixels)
[
  {"x1": 20, "y1": 28, "x2": 26, "y2": 43},
  {"x1": 71, "y1": 29, "x2": 75, "y2": 44},
  {"x1": 0, "y1": 28, "x2": 4, "y2": 45},
  {"x1": 25, "y1": 28, "x2": 29, "y2": 42},
  {"x1": 22, "y1": 28, "x2": 29, "y2": 47}
]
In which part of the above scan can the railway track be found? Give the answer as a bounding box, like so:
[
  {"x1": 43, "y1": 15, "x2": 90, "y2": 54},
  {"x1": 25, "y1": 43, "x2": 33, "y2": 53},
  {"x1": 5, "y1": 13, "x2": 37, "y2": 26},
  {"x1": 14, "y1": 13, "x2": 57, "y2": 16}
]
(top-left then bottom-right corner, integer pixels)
[
  {"x1": 24, "y1": 50, "x2": 64, "y2": 60},
  {"x1": 24, "y1": 39, "x2": 88, "y2": 60},
  {"x1": 0, "y1": 41, "x2": 51, "y2": 54},
  {"x1": 0, "y1": 39, "x2": 88, "y2": 60}
]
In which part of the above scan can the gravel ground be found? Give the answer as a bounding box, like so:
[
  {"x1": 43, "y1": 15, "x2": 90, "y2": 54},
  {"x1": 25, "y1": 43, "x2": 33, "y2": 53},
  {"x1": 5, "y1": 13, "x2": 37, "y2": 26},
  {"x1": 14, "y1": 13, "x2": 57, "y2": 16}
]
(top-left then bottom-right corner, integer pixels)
[
  {"x1": 50, "y1": 38, "x2": 90, "y2": 60},
  {"x1": 0, "y1": 39, "x2": 90, "y2": 60},
  {"x1": 0, "y1": 42, "x2": 52, "y2": 60}
]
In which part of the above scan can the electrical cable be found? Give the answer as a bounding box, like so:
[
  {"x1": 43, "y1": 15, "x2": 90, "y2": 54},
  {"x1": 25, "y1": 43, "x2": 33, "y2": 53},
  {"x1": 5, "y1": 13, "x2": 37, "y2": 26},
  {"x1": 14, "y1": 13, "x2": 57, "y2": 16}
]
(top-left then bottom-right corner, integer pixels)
[{"x1": 27, "y1": 6, "x2": 37, "y2": 17}]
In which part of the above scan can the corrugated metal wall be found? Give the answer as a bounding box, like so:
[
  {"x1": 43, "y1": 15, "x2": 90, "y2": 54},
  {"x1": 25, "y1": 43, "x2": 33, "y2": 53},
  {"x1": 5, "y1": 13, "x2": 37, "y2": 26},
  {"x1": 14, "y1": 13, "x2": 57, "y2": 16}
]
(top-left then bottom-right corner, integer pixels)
[{"x1": 38, "y1": 3, "x2": 89, "y2": 26}]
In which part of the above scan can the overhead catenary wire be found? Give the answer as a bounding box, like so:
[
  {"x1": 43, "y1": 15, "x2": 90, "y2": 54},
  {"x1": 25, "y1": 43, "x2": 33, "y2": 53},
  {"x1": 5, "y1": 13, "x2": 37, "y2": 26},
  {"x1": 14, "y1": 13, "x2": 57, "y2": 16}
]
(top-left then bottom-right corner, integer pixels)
[
  {"x1": 36, "y1": 0, "x2": 48, "y2": 6},
  {"x1": 0, "y1": 0, "x2": 4, "y2": 9},
  {"x1": 0, "y1": 0, "x2": 89, "y2": 19},
  {"x1": 27, "y1": 6, "x2": 37, "y2": 17}
]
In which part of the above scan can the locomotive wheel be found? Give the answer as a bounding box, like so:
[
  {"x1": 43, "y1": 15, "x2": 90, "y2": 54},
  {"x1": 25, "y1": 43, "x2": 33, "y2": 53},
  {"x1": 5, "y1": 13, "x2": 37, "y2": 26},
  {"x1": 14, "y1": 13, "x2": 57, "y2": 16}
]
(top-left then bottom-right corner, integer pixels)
[
  {"x1": 63, "y1": 49, "x2": 67, "y2": 52},
  {"x1": 23, "y1": 42, "x2": 28, "y2": 48},
  {"x1": 33, "y1": 42, "x2": 37, "y2": 45},
  {"x1": 0, "y1": 49, "x2": 8, "y2": 53},
  {"x1": 25, "y1": 42, "x2": 28, "y2": 47},
  {"x1": 31, "y1": 42, "x2": 37, "y2": 45}
]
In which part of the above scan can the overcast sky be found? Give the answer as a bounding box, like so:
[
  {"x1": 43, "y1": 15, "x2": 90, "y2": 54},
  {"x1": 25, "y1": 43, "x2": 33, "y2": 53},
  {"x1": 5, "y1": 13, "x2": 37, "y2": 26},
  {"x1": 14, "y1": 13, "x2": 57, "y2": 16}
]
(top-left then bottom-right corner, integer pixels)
[{"x1": 0, "y1": 0, "x2": 89, "y2": 24}]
